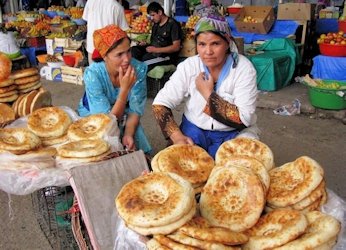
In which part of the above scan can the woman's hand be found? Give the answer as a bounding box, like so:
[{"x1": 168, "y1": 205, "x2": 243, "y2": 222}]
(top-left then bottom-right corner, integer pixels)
[
  {"x1": 119, "y1": 65, "x2": 137, "y2": 92},
  {"x1": 195, "y1": 72, "x2": 214, "y2": 100},
  {"x1": 170, "y1": 130, "x2": 194, "y2": 145},
  {"x1": 122, "y1": 134, "x2": 136, "y2": 151}
]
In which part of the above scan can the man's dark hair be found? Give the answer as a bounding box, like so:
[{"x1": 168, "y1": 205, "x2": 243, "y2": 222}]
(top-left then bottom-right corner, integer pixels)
[{"x1": 147, "y1": 2, "x2": 164, "y2": 13}]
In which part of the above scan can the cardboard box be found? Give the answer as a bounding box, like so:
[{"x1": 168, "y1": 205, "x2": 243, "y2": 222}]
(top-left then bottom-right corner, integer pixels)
[
  {"x1": 54, "y1": 37, "x2": 69, "y2": 48},
  {"x1": 40, "y1": 66, "x2": 62, "y2": 81},
  {"x1": 234, "y1": 6, "x2": 275, "y2": 34},
  {"x1": 61, "y1": 65, "x2": 84, "y2": 85},
  {"x1": 277, "y1": 3, "x2": 315, "y2": 20}
]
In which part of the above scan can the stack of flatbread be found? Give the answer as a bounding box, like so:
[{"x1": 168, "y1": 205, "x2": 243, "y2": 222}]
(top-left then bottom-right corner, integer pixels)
[
  {"x1": 67, "y1": 113, "x2": 113, "y2": 141},
  {"x1": 11, "y1": 67, "x2": 42, "y2": 94},
  {"x1": 56, "y1": 138, "x2": 111, "y2": 162},
  {"x1": 266, "y1": 156, "x2": 327, "y2": 213},
  {"x1": 243, "y1": 209, "x2": 341, "y2": 250},
  {"x1": 116, "y1": 172, "x2": 196, "y2": 236},
  {"x1": 151, "y1": 144, "x2": 215, "y2": 194},
  {"x1": 27, "y1": 106, "x2": 71, "y2": 146},
  {"x1": 147, "y1": 216, "x2": 249, "y2": 249},
  {"x1": 11, "y1": 88, "x2": 52, "y2": 118},
  {"x1": 0, "y1": 78, "x2": 18, "y2": 104}
]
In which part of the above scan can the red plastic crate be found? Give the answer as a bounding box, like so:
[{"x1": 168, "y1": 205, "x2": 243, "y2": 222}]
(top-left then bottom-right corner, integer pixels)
[
  {"x1": 338, "y1": 21, "x2": 346, "y2": 33},
  {"x1": 319, "y1": 43, "x2": 346, "y2": 57}
]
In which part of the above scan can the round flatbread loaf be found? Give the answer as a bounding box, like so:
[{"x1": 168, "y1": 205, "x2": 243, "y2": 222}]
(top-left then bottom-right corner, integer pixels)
[
  {"x1": 0, "y1": 127, "x2": 41, "y2": 152},
  {"x1": 0, "y1": 89, "x2": 18, "y2": 98},
  {"x1": 243, "y1": 209, "x2": 308, "y2": 250},
  {"x1": 153, "y1": 234, "x2": 199, "y2": 250},
  {"x1": 178, "y1": 216, "x2": 248, "y2": 245},
  {"x1": 11, "y1": 68, "x2": 39, "y2": 80},
  {"x1": 23, "y1": 146, "x2": 57, "y2": 157},
  {"x1": 0, "y1": 84, "x2": 16, "y2": 94},
  {"x1": 267, "y1": 156, "x2": 324, "y2": 208},
  {"x1": 274, "y1": 211, "x2": 341, "y2": 250},
  {"x1": 292, "y1": 180, "x2": 326, "y2": 210},
  {"x1": 0, "y1": 103, "x2": 15, "y2": 124},
  {"x1": 17, "y1": 80, "x2": 40, "y2": 90},
  {"x1": 146, "y1": 238, "x2": 170, "y2": 250},
  {"x1": 22, "y1": 90, "x2": 39, "y2": 116},
  {"x1": 167, "y1": 233, "x2": 241, "y2": 250},
  {"x1": 41, "y1": 133, "x2": 68, "y2": 146},
  {"x1": 30, "y1": 90, "x2": 52, "y2": 113},
  {"x1": 67, "y1": 113, "x2": 112, "y2": 141},
  {"x1": 18, "y1": 82, "x2": 41, "y2": 94},
  {"x1": 57, "y1": 139, "x2": 109, "y2": 158},
  {"x1": 116, "y1": 172, "x2": 195, "y2": 228},
  {"x1": 221, "y1": 155, "x2": 270, "y2": 193},
  {"x1": 153, "y1": 144, "x2": 215, "y2": 185},
  {"x1": 12, "y1": 94, "x2": 25, "y2": 117},
  {"x1": 28, "y1": 107, "x2": 72, "y2": 138},
  {"x1": 0, "y1": 94, "x2": 18, "y2": 103},
  {"x1": 56, "y1": 148, "x2": 111, "y2": 163},
  {"x1": 127, "y1": 201, "x2": 196, "y2": 236},
  {"x1": 314, "y1": 236, "x2": 337, "y2": 250},
  {"x1": 200, "y1": 166, "x2": 265, "y2": 232},
  {"x1": 215, "y1": 138, "x2": 275, "y2": 171},
  {"x1": 15, "y1": 74, "x2": 40, "y2": 85},
  {"x1": 0, "y1": 78, "x2": 14, "y2": 88}
]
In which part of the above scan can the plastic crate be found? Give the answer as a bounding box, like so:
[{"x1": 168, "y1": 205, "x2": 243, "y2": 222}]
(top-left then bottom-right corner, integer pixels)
[
  {"x1": 31, "y1": 186, "x2": 91, "y2": 250},
  {"x1": 147, "y1": 72, "x2": 173, "y2": 98}
]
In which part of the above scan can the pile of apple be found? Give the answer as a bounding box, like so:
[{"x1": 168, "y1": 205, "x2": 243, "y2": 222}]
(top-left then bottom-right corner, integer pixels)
[
  {"x1": 317, "y1": 31, "x2": 346, "y2": 45},
  {"x1": 130, "y1": 14, "x2": 152, "y2": 33},
  {"x1": 185, "y1": 15, "x2": 201, "y2": 30},
  {"x1": 243, "y1": 15, "x2": 258, "y2": 23}
]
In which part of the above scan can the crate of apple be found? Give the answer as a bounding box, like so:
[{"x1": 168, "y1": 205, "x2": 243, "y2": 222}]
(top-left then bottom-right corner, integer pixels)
[
  {"x1": 317, "y1": 31, "x2": 346, "y2": 57},
  {"x1": 130, "y1": 14, "x2": 152, "y2": 34}
]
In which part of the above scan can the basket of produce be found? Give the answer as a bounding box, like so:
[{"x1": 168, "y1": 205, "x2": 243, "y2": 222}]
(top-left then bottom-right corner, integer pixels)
[
  {"x1": 302, "y1": 75, "x2": 346, "y2": 110},
  {"x1": 317, "y1": 32, "x2": 346, "y2": 57}
]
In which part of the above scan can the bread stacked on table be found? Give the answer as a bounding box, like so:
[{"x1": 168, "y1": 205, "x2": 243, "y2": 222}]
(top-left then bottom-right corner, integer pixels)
[
  {"x1": 0, "y1": 103, "x2": 16, "y2": 127},
  {"x1": 0, "y1": 78, "x2": 18, "y2": 104},
  {"x1": 151, "y1": 144, "x2": 215, "y2": 194},
  {"x1": 115, "y1": 138, "x2": 342, "y2": 250}
]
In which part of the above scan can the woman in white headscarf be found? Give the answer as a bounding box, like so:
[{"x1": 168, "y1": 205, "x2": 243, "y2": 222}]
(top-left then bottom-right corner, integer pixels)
[{"x1": 152, "y1": 14, "x2": 259, "y2": 158}]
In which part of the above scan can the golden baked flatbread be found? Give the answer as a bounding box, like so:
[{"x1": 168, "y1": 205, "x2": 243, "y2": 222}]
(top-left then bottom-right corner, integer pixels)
[
  {"x1": 11, "y1": 67, "x2": 39, "y2": 80},
  {"x1": 57, "y1": 139, "x2": 109, "y2": 158},
  {"x1": 116, "y1": 172, "x2": 195, "y2": 228},
  {"x1": 30, "y1": 90, "x2": 52, "y2": 113},
  {"x1": 22, "y1": 90, "x2": 39, "y2": 116},
  {"x1": 17, "y1": 80, "x2": 40, "y2": 90},
  {"x1": 146, "y1": 238, "x2": 170, "y2": 250},
  {"x1": 56, "y1": 148, "x2": 111, "y2": 163},
  {"x1": 154, "y1": 234, "x2": 198, "y2": 250},
  {"x1": 0, "y1": 78, "x2": 14, "y2": 88},
  {"x1": 41, "y1": 133, "x2": 68, "y2": 146},
  {"x1": 12, "y1": 93, "x2": 25, "y2": 117},
  {"x1": 178, "y1": 216, "x2": 248, "y2": 245},
  {"x1": 23, "y1": 146, "x2": 57, "y2": 157},
  {"x1": 200, "y1": 166, "x2": 265, "y2": 232},
  {"x1": 153, "y1": 144, "x2": 215, "y2": 185},
  {"x1": 0, "y1": 127, "x2": 41, "y2": 152},
  {"x1": 267, "y1": 156, "x2": 324, "y2": 208},
  {"x1": 0, "y1": 94, "x2": 18, "y2": 103},
  {"x1": 0, "y1": 89, "x2": 17, "y2": 98},
  {"x1": 215, "y1": 138, "x2": 275, "y2": 171},
  {"x1": 126, "y1": 200, "x2": 197, "y2": 236},
  {"x1": 18, "y1": 82, "x2": 41, "y2": 94},
  {"x1": 0, "y1": 84, "x2": 16, "y2": 94},
  {"x1": 243, "y1": 209, "x2": 308, "y2": 250},
  {"x1": 167, "y1": 233, "x2": 241, "y2": 250},
  {"x1": 292, "y1": 180, "x2": 326, "y2": 210},
  {"x1": 28, "y1": 106, "x2": 72, "y2": 138},
  {"x1": 274, "y1": 211, "x2": 341, "y2": 250},
  {"x1": 0, "y1": 103, "x2": 15, "y2": 124},
  {"x1": 221, "y1": 155, "x2": 270, "y2": 193},
  {"x1": 67, "y1": 113, "x2": 112, "y2": 141}
]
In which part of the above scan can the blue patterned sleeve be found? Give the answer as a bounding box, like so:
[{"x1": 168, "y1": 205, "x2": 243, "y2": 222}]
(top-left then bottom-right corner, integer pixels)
[
  {"x1": 128, "y1": 60, "x2": 148, "y2": 116},
  {"x1": 83, "y1": 67, "x2": 112, "y2": 114}
]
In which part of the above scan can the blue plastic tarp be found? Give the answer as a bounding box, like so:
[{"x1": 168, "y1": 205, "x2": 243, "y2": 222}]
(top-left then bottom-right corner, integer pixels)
[{"x1": 311, "y1": 55, "x2": 346, "y2": 81}]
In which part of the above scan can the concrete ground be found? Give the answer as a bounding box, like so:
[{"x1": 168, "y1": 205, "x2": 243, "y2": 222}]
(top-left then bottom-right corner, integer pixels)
[{"x1": 0, "y1": 79, "x2": 345, "y2": 249}]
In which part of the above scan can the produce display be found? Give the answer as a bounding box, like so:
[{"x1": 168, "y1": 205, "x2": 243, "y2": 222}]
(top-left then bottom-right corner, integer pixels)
[
  {"x1": 317, "y1": 31, "x2": 346, "y2": 45},
  {"x1": 129, "y1": 14, "x2": 152, "y2": 34},
  {"x1": 115, "y1": 138, "x2": 342, "y2": 249},
  {"x1": 243, "y1": 15, "x2": 258, "y2": 23}
]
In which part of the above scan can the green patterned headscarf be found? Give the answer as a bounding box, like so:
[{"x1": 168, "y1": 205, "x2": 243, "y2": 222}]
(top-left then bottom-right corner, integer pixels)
[{"x1": 194, "y1": 15, "x2": 239, "y2": 67}]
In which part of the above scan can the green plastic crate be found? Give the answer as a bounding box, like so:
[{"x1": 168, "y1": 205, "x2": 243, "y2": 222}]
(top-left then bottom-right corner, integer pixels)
[{"x1": 305, "y1": 80, "x2": 346, "y2": 110}]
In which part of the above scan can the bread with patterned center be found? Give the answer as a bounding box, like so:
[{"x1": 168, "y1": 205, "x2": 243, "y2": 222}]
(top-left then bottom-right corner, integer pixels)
[
  {"x1": 200, "y1": 166, "x2": 265, "y2": 232},
  {"x1": 152, "y1": 144, "x2": 215, "y2": 186},
  {"x1": 67, "y1": 113, "x2": 112, "y2": 141},
  {"x1": 243, "y1": 209, "x2": 308, "y2": 250},
  {"x1": 116, "y1": 172, "x2": 195, "y2": 228},
  {"x1": 0, "y1": 127, "x2": 41, "y2": 153},
  {"x1": 215, "y1": 138, "x2": 275, "y2": 171},
  {"x1": 27, "y1": 106, "x2": 71, "y2": 138},
  {"x1": 57, "y1": 139, "x2": 109, "y2": 158},
  {"x1": 267, "y1": 156, "x2": 324, "y2": 208}
]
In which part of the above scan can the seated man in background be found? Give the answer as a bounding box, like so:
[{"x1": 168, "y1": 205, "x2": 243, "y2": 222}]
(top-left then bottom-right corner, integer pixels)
[{"x1": 131, "y1": 1, "x2": 183, "y2": 70}]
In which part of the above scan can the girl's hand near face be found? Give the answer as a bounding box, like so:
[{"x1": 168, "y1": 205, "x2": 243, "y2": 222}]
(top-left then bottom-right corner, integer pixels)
[
  {"x1": 195, "y1": 72, "x2": 214, "y2": 101},
  {"x1": 119, "y1": 65, "x2": 137, "y2": 92}
]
